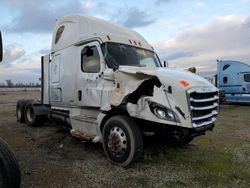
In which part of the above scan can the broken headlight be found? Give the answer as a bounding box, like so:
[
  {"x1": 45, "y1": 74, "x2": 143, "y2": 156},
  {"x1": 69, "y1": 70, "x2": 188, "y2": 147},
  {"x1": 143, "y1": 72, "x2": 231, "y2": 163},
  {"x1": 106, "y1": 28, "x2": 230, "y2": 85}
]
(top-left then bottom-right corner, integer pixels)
[{"x1": 148, "y1": 101, "x2": 180, "y2": 123}]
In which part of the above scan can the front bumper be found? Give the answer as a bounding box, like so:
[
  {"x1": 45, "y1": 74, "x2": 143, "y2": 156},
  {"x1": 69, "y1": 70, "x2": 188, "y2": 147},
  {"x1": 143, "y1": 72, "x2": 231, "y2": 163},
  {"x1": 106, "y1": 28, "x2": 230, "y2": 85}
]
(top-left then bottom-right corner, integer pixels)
[{"x1": 135, "y1": 118, "x2": 214, "y2": 138}]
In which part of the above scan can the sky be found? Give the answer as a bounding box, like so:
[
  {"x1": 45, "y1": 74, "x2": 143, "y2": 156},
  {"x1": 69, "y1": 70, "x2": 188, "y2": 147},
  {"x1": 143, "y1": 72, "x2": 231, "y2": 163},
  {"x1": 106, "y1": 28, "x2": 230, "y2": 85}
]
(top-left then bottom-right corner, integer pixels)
[{"x1": 0, "y1": 0, "x2": 250, "y2": 84}]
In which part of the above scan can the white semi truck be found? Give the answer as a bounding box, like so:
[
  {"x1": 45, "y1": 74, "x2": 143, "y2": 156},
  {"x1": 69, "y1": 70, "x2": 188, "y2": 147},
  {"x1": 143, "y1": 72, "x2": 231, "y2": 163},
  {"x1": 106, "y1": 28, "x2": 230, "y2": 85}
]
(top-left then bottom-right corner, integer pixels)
[{"x1": 16, "y1": 14, "x2": 219, "y2": 166}]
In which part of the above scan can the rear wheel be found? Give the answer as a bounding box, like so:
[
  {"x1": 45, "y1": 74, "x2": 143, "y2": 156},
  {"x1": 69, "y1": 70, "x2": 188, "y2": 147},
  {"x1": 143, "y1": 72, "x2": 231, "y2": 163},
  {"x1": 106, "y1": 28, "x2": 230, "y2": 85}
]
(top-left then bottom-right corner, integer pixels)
[
  {"x1": 24, "y1": 102, "x2": 44, "y2": 127},
  {"x1": 0, "y1": 138, "x2": 21, "y2": 188},
  {"x1": 16, "y1": 100, "x2": 31, "y2": 123},
  {"x1": 102, "y1": 115, "x2": 143, "y2": 166}
]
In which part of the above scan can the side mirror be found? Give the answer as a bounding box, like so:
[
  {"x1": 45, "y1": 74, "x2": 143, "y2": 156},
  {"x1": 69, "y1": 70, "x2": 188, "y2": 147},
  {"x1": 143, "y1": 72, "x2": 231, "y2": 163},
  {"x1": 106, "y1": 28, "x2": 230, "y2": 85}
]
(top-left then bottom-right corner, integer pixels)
[
  {"x1": 81, "y1": 46, "x2": 93, "y2": 57},
  {"x1": 0, "y1": 31, "x2": 2, "y2": 62},
  {"x1": 187, "y1": 67, "x2": 196, "y2": 74},
  {"x1": 163, "y1": 61, "x2": 168, "y2": 67}
]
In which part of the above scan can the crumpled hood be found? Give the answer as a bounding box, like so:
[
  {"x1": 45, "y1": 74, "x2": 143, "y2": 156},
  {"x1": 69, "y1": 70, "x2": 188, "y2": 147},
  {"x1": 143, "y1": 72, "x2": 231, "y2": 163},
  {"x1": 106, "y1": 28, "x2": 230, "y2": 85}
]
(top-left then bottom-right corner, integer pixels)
[
  {"x1": 117, "y1": 66, "x2": 214, "y2": 90},
  {"x1": 111, "y1": 66, "x2": 218, "y2": 129}
]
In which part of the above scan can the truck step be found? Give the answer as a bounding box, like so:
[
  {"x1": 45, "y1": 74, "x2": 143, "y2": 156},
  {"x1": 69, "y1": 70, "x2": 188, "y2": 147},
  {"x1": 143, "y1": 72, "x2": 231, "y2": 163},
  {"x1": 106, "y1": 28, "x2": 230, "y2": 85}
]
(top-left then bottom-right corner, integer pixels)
[{"x1": 70, "y1": 129, "x2": 101, "y2": 142}]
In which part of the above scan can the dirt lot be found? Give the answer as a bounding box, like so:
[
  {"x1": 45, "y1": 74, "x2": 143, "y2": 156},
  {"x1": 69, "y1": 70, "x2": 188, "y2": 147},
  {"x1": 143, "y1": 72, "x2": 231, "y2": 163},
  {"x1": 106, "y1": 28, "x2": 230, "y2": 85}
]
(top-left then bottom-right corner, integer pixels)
[{"x1": 0, "y1": 90, "x2": 250, "y2": 188}]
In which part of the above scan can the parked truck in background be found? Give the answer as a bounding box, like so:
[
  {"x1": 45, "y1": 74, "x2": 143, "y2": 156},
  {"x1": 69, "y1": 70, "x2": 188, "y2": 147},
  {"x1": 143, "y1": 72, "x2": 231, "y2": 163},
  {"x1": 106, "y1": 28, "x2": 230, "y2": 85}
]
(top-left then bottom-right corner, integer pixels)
[
  {"x1": 216, "y1": 60, "x2": 250, "y2": 104},
  {"x1": 0, "y1": 31, "x2": 21, "y2": 188},
  {"x1": 16, "y1": 14, "x2": 219, "y2": 166}
]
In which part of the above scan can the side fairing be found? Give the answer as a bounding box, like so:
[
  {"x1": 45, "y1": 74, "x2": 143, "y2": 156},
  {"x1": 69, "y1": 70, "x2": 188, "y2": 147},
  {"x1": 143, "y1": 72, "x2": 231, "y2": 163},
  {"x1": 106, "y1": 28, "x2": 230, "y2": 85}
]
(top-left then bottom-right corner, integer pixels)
[{"x1": 49, "y1": 46, "x2": 78, "y2": 106}]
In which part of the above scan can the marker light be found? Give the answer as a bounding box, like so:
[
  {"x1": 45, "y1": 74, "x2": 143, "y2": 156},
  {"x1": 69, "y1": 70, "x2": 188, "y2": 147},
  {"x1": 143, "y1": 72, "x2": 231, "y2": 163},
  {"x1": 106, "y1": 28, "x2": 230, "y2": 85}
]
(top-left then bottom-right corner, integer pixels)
[{"x1": 179, "y1": 80, "x2": 190, "y2": 87}]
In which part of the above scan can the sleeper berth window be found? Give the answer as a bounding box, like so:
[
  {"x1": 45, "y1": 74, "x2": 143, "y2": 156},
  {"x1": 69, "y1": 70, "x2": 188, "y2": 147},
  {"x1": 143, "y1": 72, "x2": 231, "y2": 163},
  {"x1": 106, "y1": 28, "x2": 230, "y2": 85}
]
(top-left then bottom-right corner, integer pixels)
[{"x1": 55, "y1": 25, "x2": 65, "y2": 44}]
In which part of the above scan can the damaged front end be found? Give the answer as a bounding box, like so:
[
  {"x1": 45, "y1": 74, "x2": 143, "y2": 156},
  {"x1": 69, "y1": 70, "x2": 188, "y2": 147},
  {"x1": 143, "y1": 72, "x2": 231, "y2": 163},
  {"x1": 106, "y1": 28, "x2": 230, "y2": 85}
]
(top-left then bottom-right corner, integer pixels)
[
  {"x1": 100, "y1": 65, "x2": 218, "y2": 141},
  {"x1": 106, "y1": 66, "x2": 181, "y2": 127}
]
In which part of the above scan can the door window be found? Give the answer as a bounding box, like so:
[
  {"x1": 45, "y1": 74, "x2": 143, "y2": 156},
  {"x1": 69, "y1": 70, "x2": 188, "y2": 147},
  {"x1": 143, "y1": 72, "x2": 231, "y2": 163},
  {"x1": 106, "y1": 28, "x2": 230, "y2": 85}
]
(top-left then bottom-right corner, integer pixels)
[
  {"x1": 81, "y1": 46, "x2": 100, "y2": 73},
  {"x1": 223, "y1": 76, "x2": 228, "y2": 84}
]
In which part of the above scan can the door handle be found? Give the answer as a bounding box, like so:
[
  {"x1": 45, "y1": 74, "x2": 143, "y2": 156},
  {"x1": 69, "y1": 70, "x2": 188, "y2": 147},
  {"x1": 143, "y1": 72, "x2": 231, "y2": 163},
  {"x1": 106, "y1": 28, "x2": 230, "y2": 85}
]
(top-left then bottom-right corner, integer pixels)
[{"x1": 78, "y1": 90, "x2": 82, "y2": 101}]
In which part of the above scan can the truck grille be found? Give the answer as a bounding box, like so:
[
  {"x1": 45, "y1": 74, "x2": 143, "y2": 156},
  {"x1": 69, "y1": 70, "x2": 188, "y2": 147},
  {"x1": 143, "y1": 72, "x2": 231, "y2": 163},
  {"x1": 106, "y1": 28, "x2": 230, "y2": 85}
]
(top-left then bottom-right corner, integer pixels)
[{"x1": 188, "y1": 87, "x2": 219, "y2": 128}]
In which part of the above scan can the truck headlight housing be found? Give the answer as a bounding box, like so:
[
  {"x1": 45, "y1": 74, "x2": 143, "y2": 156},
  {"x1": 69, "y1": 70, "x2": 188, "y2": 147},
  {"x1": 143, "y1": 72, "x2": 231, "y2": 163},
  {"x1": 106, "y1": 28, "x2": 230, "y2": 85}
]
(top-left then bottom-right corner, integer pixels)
[{"x1": 148, "y1": 101, "x2": 180, "y2": 123}]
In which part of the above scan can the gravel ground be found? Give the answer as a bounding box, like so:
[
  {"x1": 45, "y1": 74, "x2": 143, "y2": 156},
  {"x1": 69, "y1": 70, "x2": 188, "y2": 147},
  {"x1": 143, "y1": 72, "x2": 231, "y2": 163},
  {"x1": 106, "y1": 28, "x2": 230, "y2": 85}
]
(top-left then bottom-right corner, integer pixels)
[{"x1": 0, "y1": 91, "x2": 250, "y2": 188}]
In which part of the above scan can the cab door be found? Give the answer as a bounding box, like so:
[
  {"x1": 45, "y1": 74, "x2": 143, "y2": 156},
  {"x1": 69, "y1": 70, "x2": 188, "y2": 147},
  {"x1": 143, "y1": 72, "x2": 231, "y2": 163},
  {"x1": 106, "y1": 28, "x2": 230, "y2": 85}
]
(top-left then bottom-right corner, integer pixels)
[{"x1": 77, "y1": 41, "x2": 104, "y2": 107}]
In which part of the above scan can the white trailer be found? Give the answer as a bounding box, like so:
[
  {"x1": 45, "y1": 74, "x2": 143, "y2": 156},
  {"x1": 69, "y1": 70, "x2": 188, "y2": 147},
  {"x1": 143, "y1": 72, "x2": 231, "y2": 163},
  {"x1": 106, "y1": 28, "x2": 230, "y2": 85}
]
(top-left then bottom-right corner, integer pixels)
[{"x1": 16, "y1": 14, "x2": 219, "y2": 166}]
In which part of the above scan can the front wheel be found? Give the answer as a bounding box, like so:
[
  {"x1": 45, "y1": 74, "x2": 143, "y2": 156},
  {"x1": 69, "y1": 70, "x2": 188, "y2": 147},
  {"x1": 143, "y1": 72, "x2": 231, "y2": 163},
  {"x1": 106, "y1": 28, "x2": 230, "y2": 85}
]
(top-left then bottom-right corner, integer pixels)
[{"x1": 102, "y1": 115, "x2": 143, "y2": 166}]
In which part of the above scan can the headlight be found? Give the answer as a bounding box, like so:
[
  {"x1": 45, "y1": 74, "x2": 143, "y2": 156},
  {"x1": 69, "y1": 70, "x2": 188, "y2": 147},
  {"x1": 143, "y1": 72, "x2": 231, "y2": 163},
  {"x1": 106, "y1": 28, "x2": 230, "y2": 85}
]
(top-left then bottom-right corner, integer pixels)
[{"x1": 148, "y1": 101, "x2": 180, "y2": 122}]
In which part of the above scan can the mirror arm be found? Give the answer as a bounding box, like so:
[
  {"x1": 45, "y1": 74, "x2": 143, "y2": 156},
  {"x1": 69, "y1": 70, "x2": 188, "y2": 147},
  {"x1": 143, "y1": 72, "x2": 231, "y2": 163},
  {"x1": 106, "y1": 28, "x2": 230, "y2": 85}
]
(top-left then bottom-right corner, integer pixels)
[{"x1": 0, "y1": 31, "x2": 2, "y2": 62}]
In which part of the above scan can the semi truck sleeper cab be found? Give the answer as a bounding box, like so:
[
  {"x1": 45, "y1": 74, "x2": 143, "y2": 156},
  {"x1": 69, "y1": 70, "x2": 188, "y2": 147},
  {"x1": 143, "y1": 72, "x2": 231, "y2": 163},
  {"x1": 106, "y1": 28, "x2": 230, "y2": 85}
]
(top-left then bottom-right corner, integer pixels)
[{"x1": 16, "y1": 14, "x2": 219, "y2": 166}]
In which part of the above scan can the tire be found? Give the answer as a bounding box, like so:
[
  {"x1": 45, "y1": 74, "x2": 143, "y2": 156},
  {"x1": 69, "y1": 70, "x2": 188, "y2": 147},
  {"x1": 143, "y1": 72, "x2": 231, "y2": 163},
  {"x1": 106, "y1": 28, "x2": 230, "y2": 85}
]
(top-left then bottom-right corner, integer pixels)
[
  {"x1": 102, "y1": 115, "x2": 143, "y2": 166},
  {"x1": 16, "y1": 100, "x2": 31, "y2": 123},
  {"x1": 0, "y1": 138, "x2": 21, "y2": 188},
  {"x1": 24, "y1": 102, "x2": 44, "y2": 127}
]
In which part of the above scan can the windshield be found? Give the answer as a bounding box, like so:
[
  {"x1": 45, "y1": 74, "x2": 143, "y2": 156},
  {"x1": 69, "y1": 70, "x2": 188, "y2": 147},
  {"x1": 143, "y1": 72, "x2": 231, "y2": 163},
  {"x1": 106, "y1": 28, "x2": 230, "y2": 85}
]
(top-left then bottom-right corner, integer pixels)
[{"x1": 101, "y1": 42, "x2": 161, "y2": 70}]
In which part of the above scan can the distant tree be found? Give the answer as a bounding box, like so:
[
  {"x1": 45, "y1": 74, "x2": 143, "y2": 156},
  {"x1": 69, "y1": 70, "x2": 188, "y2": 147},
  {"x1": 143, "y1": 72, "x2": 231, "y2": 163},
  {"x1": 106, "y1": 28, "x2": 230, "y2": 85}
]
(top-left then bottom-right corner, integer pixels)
[
  {"x1": 0, "y1": 82, "x2": 5, "y2": 87},
  {"x1": 6, "y1": 80, "x2": 14, "y2": 87}
]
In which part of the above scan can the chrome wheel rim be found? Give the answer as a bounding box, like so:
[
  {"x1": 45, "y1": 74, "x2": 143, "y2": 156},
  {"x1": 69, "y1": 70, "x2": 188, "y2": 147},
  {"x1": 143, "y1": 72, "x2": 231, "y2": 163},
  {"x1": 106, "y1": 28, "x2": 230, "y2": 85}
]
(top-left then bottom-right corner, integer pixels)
[
  {"x1": 26, "y1": 107, "x2": 34, "y2": 122},
  {"x1": 108, "y1": 126, "x2": 127, "y2": 157},
  {"x1": 17, "y1": 108, "x2": 22, "y2": 120}
]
